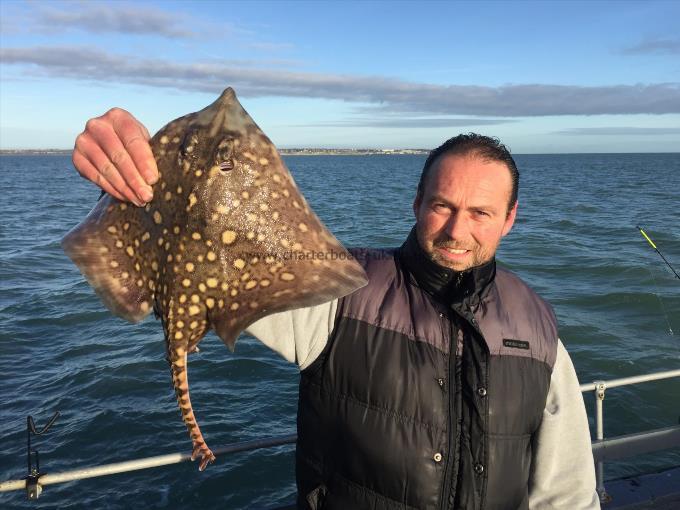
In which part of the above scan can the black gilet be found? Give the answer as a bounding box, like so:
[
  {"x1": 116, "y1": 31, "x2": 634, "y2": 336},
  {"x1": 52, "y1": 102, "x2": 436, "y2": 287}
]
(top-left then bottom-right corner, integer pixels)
[{"x1": 295, "y1": 230, "x2": 558, "y2": 509}]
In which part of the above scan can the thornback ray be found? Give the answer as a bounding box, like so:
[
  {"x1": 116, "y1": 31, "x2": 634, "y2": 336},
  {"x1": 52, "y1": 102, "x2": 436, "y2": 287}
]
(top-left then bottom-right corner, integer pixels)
[{"x1": 62, "y1": 87, "x2": 368, "y2": 471}]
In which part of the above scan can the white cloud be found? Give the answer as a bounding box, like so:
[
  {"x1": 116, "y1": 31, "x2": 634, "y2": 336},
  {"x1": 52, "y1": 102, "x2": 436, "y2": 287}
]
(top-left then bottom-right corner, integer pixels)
[
  {"x1": 2, "y1": 46, "x2": 680, "y2": 117},
  {"x1": 621, "y1": 38, "x2": 680, "y2": 55},
  {"x1": 554, "y1": 127, "x2": 680, "y2": 135},
  {"x1": 298, "y1": 118, "x2": 515, "y2": 128},
  {"x1": 32, "y1": 2, "x2": 196, "y2": 38}
]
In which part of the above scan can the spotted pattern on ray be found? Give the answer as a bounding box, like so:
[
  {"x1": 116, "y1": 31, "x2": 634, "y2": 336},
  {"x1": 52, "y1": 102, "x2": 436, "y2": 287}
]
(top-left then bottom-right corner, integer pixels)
[{"x1": 62, "y1": 87, "x2": 368, "y2": 471}]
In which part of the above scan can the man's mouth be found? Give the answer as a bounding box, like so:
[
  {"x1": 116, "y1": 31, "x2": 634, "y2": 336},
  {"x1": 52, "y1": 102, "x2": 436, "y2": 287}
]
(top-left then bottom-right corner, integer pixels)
[{"x1": 436, "y1": 246, "x2": 471, "y2": 260}]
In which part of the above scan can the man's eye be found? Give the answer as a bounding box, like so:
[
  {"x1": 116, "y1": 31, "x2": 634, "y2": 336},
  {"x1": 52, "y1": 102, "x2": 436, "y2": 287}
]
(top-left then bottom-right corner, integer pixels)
[{"x1": 474, "y1": 210, "x2": 489, "y2": 217}]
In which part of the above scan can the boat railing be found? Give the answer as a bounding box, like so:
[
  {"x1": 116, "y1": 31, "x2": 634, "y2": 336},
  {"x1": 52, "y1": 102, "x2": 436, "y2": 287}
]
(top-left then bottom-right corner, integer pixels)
[
  {"x1": 580, "y1": 368, "x2": 680, "y2": 504},
  {"x1": 1, "y1": 369, "x2": 679, "y2": 505}
]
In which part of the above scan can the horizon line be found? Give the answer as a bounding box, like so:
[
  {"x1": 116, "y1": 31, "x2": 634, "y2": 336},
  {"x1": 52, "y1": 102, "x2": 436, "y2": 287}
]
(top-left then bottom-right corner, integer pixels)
[{"x1": 2, "y1": 148, "x2": 679, "y2": 156}]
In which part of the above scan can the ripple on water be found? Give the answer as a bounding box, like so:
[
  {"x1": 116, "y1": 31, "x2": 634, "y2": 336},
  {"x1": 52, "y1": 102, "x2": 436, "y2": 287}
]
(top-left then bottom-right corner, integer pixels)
[{"x1": 1, "y1": 154, "x2": 679, "y2": 507}]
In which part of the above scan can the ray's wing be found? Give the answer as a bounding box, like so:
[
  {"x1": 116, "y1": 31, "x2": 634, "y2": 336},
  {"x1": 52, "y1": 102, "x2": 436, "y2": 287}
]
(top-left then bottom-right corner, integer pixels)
[
  {"x1": 62, "y1": 195, "x2": 158, "y2": 322},
  {"x1": 209, "y1": 234, "x2": 368, "y2": 350}
]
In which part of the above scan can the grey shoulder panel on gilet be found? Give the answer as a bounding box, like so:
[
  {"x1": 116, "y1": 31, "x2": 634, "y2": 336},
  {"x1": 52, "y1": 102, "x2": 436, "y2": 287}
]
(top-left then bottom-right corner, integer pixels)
[{"x1": 341, "y1": 247, "x2": 558, "y2": 370}]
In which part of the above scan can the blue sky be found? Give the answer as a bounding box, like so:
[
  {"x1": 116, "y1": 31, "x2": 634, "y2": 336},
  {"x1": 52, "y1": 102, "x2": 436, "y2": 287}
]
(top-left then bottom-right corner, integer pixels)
[{"x1": 1, "y1": 0, "x2": 679, "y2": 152}]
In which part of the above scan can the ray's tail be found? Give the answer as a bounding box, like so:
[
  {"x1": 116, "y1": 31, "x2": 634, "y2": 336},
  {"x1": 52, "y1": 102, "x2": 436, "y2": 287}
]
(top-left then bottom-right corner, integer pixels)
[{"x1": 167, "y1": 340, "x2": 215, "y2": 471}]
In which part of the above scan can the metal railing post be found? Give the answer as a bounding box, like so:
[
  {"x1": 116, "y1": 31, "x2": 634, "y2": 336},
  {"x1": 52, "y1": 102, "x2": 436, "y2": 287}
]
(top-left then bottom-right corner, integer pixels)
[{"x1": 594, "y1": 381, "x2": 611, "y2": 504}]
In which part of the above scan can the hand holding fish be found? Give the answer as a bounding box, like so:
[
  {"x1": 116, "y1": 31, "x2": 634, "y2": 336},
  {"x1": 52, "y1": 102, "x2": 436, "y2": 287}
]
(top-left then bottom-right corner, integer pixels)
[{"x1": 73, "y1": 108, "x2": 159, "y2": 206}]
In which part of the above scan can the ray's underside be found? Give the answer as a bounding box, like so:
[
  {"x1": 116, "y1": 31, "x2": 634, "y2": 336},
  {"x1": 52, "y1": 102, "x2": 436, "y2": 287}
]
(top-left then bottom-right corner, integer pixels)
[{"x1": 62, "y1": 88, "x2": 367, "y2": 470}]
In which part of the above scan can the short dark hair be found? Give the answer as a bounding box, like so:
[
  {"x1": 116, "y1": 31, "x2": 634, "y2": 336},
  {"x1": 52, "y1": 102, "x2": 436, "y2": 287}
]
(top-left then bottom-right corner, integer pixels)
[{"x1": 417, "y1": 133, "x2": 519, "y2": 210}]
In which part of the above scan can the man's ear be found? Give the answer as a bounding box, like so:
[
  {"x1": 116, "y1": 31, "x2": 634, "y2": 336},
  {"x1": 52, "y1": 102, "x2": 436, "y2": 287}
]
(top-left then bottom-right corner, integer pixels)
[
  {"x1": 502, "y1": 200, "x2": 518, "y2": 237},
  {"x1": 413, "y1": 192, "x2": 422, "y2": 218}
]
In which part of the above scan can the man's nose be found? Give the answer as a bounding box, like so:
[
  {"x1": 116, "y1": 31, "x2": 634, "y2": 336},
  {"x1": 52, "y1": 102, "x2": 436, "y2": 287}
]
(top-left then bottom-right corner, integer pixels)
[{"x1": 444, "y1": 211, "x2": 469, "y2": 240}]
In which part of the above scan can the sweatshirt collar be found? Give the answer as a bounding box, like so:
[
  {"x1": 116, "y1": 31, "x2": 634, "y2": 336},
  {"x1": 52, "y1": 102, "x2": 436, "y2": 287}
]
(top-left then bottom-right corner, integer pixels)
[{"x1": 398, "y1": 226, "x2": 496, "y2": 306}]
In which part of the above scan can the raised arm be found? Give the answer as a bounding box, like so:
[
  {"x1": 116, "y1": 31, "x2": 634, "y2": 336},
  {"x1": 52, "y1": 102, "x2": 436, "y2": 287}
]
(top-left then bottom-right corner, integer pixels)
[
  {"x1": 73, "y1": 108, "x2": 158, "y2": 205},
  {"x1": 245, "y1": 299, "x2": 338, "y2": 370}
]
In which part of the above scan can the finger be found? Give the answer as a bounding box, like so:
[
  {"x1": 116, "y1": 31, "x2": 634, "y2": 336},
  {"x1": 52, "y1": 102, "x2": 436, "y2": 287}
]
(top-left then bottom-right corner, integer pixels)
[
  {"x1": 75, "y1": 132, "x2": 135, "y2": 203},
  {"x1": 109, "y1": 109, "x2": 158, "y2": 185},
  {"x1": 75, "y1": 131, "x2": 138, "y2": 203},
  {"x1": 77, "y1": 133, "x2": 145, "y2": 206},
  {"x1": 137, "y1": 116, "x2": 152, "y2": 140},
  {"x1": 72, "y1": 149, "x2": 127, "y2": 202},
  {"x1": 86, "y1": 116, "x2": 154, "y2": 203}
]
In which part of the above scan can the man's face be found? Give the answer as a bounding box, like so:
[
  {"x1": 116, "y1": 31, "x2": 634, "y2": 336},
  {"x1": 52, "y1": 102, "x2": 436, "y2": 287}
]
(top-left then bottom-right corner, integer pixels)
[{"x1": 413, "y1": 153, "x2": 517, "y2": 272}]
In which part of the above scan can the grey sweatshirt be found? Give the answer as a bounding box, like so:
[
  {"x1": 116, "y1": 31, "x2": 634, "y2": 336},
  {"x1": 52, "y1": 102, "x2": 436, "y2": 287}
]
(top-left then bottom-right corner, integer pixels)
[{"x1": 246, "y1": 300, "x2": 601, "y2": 509}]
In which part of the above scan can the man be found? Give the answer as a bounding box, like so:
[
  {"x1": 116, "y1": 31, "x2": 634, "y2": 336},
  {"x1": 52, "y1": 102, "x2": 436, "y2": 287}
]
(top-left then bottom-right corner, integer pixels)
[{"x1": 72, "y1": 108, "x2": 599, "y2": 509}]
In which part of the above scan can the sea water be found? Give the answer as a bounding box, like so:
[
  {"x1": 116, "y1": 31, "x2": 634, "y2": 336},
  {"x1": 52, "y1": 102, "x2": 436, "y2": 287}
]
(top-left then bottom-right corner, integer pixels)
[{"x1": 1, "y1": 153, "x2": 678, "y2": 509}]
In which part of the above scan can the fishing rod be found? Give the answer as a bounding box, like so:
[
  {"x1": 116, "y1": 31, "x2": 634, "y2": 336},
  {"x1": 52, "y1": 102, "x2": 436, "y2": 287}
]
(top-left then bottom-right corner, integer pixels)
[{"x1": 636, "y1": 226, "x2": 680, "y2": 280}]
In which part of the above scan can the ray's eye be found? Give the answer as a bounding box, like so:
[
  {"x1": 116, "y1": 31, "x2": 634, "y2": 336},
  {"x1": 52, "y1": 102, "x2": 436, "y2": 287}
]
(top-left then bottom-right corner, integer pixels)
[
  {"x1": 180, "y1": 133, "x2": 199, "y2": 159},
  {"x1": 217, "y1": 137, "x2": 235, "y2": 172}
]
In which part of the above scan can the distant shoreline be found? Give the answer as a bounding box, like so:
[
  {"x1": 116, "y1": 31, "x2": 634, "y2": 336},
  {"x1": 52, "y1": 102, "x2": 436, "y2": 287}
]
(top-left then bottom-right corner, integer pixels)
[
  {"x1": 2, "y1": 149, "x2": 677, "y2": 157},
  {"x1": 0, "y1": 148, "x2": 429, "y2": 156},
  {"x1": 1, "y1": 149, "x2": 73, "y2": 156}
]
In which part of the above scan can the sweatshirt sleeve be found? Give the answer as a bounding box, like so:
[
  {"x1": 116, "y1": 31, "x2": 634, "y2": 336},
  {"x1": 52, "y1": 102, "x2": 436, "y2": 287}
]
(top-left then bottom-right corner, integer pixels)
[
  {"x1": 528, "y1": 339, "x2": 601, "y2": 509},
  {"x1": 244, "y1": 299, "x2": 338, "y2": 370}
]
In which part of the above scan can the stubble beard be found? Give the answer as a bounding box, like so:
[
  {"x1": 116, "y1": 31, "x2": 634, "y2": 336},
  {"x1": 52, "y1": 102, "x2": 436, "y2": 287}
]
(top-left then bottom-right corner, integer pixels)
[{"x1": 426, "y1": 237, "x2": 491, "y2": 272}]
